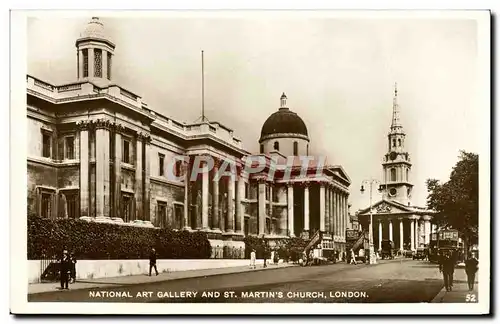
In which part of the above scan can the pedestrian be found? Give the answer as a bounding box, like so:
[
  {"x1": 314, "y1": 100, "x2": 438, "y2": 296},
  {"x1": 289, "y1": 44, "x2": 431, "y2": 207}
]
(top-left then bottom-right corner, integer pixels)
[
  {"x1": 70, "y1": 251, "x2": 77, "y2": 283},
  {"x1": 439, "y1": 250, "x2": 455, "y2": 291},
  {"x1": 250, "y1": 249, "x2": 256, "y2": 269},
  {"x1": 60, "y1": 249, "x2": 71, "y2": 290},
  {"x1": 350, "y1": 249, "x2": 357, "y2": 265},
  {"x1": 149, "y1": 247, "x2": 159, "y2": 276},
  {"x1": 465, "y1": 252, "x2": 479, "y2": 291}
]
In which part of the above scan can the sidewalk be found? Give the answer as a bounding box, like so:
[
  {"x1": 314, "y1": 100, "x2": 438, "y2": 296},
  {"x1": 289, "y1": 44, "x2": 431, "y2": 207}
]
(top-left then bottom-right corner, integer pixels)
[
  {"x1": 431, "y1": 270, "x2": 478, "y2": 303},
  {"x1": 29, "y1": 262, "x2": 295, "y2": 295}
]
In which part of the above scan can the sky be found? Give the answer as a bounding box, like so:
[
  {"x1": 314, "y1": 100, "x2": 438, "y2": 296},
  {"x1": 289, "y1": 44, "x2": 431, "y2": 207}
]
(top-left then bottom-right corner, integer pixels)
[{"x1": 26, "y1": 13, "x2": 482, "y2": 213}]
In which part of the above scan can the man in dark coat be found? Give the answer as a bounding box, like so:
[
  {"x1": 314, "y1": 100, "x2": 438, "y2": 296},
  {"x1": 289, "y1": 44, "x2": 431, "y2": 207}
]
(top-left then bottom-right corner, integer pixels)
[
  {"x1": 70, "y1": 251, "x2": 77, "y2": 283},
  {"x1": 149, "y1": 247, "x2": 159, "y2": 276},
  {"x1": 60, "y1": 249, "x2": 71, "y2": 289},
  {"x1": 465, "y1": 252, "x2": 479, "y2": 291},
  {"x1": 439, "y1": 250, "x2": 456, "y2": 291}
]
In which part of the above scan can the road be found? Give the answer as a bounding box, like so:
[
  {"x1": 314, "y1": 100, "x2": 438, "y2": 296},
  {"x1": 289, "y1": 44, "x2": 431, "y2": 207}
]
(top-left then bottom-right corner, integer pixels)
[{"x1": 29, "y1": 258, "x2": 447, "y2": 303}]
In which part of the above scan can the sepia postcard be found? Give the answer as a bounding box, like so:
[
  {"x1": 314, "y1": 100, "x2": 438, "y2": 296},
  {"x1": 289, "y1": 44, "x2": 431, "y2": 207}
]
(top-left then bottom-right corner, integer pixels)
[{"x1": 10, "y1": 9, "x2": 490, "y2": 315}]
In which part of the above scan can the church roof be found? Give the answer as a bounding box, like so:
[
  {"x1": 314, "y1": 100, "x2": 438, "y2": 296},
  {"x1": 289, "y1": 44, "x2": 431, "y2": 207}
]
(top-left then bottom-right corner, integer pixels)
[{"x1": 357, "y1": 198, "x2": 435, "y2": 216}]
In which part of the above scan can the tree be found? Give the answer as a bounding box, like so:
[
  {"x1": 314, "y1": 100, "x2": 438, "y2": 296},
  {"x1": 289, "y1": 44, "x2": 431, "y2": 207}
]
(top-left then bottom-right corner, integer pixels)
[{"x1": 426, "y1": 151, "x2": 478, "y2": 247}]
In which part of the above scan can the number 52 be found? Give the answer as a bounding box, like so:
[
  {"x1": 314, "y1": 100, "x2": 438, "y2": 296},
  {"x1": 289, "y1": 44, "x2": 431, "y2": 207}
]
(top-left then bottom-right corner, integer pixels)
[{"x1": 466, "y1": 294, "x2": 477, "y2": 302}]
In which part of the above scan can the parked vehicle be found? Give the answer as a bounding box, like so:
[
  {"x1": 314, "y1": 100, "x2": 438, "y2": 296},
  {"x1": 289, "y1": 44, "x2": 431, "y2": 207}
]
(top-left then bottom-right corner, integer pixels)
[
  {"x1": 413, "y1": 248, "x2": 427, "y2": 260},
  {"x1": 380, "y1": 239, "x2": 395, "y2": 260}
]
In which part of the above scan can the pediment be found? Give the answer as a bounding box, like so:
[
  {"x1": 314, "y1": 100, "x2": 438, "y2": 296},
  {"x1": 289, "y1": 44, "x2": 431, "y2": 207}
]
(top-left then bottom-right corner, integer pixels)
[{"x1": 357, "y1": 199, "x2": 412, "y2": 215}]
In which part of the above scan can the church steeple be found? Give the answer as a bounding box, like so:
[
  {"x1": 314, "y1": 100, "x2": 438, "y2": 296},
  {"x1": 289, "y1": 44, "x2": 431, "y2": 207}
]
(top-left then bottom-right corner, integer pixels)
[
  {"x1": 390, "y1": 82, "x2": 403, "y2": 132},
  {"x1": 382, "y1": 83, "x2": 413, "y2": 206}
]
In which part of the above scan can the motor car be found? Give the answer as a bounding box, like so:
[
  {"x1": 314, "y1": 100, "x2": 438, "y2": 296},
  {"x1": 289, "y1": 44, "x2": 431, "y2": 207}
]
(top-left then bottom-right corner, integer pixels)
[{"x1": 413, "y1": 248, "x2": 427, "y2": 260}]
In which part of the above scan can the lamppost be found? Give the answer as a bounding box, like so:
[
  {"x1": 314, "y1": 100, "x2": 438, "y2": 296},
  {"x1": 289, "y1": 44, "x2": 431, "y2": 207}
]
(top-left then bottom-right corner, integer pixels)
[{"x1": 360, "y1": 179, "x2": 384, "y2": 265}]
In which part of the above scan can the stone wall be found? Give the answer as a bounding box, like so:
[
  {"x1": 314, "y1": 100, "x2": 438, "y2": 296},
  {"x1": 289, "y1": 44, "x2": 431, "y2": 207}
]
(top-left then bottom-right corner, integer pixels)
[{"x1": 28, "y1": 258, "x2": 270, "y2": 283}]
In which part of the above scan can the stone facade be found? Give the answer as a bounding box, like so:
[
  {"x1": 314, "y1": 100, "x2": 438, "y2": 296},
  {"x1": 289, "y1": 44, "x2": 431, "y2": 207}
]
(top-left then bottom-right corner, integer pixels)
[{"x1": 27, "y1": 17, "x2": 352, "y2": 254}]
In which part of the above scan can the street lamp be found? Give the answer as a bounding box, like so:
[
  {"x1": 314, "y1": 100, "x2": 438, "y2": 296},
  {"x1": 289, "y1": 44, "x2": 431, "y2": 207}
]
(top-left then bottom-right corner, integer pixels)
[{"x1": 360, "y1": 179, "x2": 384, "y2": 265}]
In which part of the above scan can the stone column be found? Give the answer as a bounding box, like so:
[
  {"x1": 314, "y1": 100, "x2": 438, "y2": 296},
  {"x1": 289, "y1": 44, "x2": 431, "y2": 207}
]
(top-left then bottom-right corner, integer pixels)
[
  {"x1": 334, "y1": 190, "x2": 338, "y2": 237},
  {"x1": 258, "y1": 181, "x2": 266, "y2": 235},
  {"x1": 102, "y1": 50, "x2": 108, "y2": 80},
  {"x1": 183, "y1": 160, "x2": 191, "y2": 229},
  {"x1": 235, "y1": 172, "x2": 243, "y2": 233},
  {"x1": 78, "y1": 49, "x2": 84, "y2": 79},
  {"x1": 419, "y1": 219, "x2": 424, "y2": 247},
  {"x1": 410, "y1": 218, "x2": 415, "y2": 250},
  {"x1": 135, "y1": 134, "x2": 143, "y2": 220},
  {"x1": 399, "y1": 217, "x2": 404, "y2": 251},
  {"x1": 389, "y1": 219, "x2": 393, "y2": 241},
  {"x1": 114, "y1": 125, "x2": 123, "y2": 219},
  {"x1": 78, "y1": 121, "x2": 89, "y2": 217},
  {"x1": 424, "y1": 218, "x2": 431, "y2": 244},
  {"x1": 303, "y1": 184, "x2": 310, "y2": 231},
  {"x1": 319, "y1": 184, "x2": 326, "y2": 232},
  {"x1": 212, "y1": 164, "x2": 220, "y2": 230},
  {"x1": 329, "y1": 188, "x2": 334, "y2": 234},
  {"x1": 226, "y1": 174, "x2": 234, "y2": 233},
  {"x1": 378, "y1": 220, "x2": 382, "y2": 250},
  {"x1": 269, "y1": 184, "x2": 274, "y2": 234},
  {"x1": 88, "y1": 48, "x2": 95, "y2": 79},
  {"x1": 95, "y1": 120, "x2": 110, "y2": 218},
  {"x1": 287, "y1": 184, "x2": 294, "y2": 237},
  {"x1": 202, "y1": 162, "x2": 209, "y2": 230},
  {"x1": 325, "y1": 185, "x2": 330, "y2": 234},
  {"x1": 143, "y1": 135, "x2": 151, "y2": 221}
]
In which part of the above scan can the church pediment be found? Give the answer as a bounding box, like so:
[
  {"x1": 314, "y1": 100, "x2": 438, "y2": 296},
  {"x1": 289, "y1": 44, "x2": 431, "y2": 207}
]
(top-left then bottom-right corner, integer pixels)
[{"x1": 357, "y1": 199, "x2": 412, "y2": 215}]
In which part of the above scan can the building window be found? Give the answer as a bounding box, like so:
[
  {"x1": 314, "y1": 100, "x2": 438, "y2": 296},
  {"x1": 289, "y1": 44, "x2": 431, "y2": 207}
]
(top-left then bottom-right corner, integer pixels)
[
  {"x1": 41, "y1": 192, "x2": 52, "y2": 218},
  {"x1": 122, "y1": 140, "x2": 130, "y2": 163},
  {"x1": 174, "y1": 204, "x2": 183, "y2": 229},
  {"x1": 266, "y1": 218, "x2": 271, "y2": 234},
  {"x1": 273, "y1": 141, "x2": 279, "y2": 151},
  {"x1": 107, "y1": 52, "x2": 112, "y2": 80},
  {"x1": 398, "y1": 139, "x2": 401, "y2": 147},
  {"x1": 406, "y1": 169, "x2": 409, "y2": 181},
  {"x1": 159, "y1": 153, "x2": 165, "y2": 176},
  {"x1": 260, "y1": 144, "x2": 264, "y2": 154},
  {"x1": 244, "y1": 217, "x2": 249, "y2": 236},
  {"x1": 158, "y1": 202, "x2": 167, "y2": 228},
  {"x1": 65, "y1": 191, "x2": 78, "y2": 218},
  {"x1": 42, "y1": 132, "x2": 51, "y2": 158},
  {"x1": 244, "y1": 183, "x2": 249, "y2": 199},
  {"x1": 391, "y1": 168, "x2": 396, "y2": 182},
  {"x1": 65, "y1": 136, "x2": 75, "y2": 159},
  {"x1": 94, "y1": 49, "x2": 102, "y2": 77},
  {"x1": 293, "y1": 141, "x2": 298, "y2": 155},
  {"x1": 175, "y1": 160, "x2": 183, "y2": 178},
  {"x1": 392, "y1": 139, "x2": 396, "y2": 148},
  {"x1": 122, "y1": 194, "x2": 133, "y2": 222},
  {"x1": 82, "y1": 49, "x2": 88, "y2": 78}
]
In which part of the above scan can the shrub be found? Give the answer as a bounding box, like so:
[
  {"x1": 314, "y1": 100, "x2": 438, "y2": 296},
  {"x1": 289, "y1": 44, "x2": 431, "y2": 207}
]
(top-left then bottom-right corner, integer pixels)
[{"x1": 27, "y1": 216, "x2": 211, "y2": 260}]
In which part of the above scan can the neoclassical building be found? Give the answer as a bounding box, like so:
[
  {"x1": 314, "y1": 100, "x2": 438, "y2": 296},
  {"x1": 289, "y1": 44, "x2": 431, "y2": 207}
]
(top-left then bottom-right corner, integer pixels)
[
  {"x1": 27, "y1": 17, "x2": 351, "y2": 255},
  {"x1": 357, "y1": 86, "x2": 435, "y2": 252}
]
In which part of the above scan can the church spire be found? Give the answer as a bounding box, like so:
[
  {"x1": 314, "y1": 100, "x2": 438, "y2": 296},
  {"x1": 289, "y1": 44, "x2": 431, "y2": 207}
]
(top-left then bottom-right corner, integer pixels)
[{"x1": 391, "y1": 82, "x2": 401, "y2": 129}]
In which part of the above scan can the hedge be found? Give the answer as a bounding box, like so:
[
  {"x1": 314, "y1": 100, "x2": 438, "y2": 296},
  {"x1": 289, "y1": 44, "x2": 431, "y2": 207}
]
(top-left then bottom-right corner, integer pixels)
[
  {"x1": 243, "y1": 236, "x2": 308, "y2": 262},
  {"x1": 28, "y1": 216, "x2": 211, "y2": 260}
]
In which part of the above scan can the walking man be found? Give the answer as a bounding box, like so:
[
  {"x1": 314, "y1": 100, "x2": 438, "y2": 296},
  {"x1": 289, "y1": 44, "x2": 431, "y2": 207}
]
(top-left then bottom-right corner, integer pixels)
[
  {"x1": 60, "y1": 249, "x2": 71, "y2": 290},
  {"x1": 250, "y1": 249, "x2": 256, "y2": 269},
  {"x1": 70, "y1": 251, "x2": 77, "y2": 283},
  {"x1": 465, "y1": 252, "x2": 479, "y2": 291},
  {"x1": 149, "y1": 247, "x2": 159, "y2": 276},
  {"x1": 350, "y1": 249, "x2": 358, "y2": 265},
  {"x1": 439, "y1": 250, "x2": 455, "y2": 291}
]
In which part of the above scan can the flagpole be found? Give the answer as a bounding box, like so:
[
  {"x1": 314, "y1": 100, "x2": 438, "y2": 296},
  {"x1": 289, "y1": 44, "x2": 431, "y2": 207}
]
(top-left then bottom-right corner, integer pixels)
[{"x1": 201, "y1": 50, "x2": 205, "y2": 122}]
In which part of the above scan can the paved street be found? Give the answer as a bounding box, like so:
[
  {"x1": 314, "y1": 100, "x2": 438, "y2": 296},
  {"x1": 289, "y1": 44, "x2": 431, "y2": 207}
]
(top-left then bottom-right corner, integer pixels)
[{"x1": 27, "y1": 258, "x2": 478, "y2": 303}]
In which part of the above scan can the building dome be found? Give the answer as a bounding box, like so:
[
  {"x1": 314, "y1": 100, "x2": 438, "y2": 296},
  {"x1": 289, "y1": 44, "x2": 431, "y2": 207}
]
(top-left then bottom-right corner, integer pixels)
[
  {"x1": 259, "y1": 93, "x2": 309, "y2": 143},
  {"x1": 76, "y1": 17, "x2": 115, "y2": 48}
]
